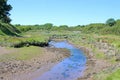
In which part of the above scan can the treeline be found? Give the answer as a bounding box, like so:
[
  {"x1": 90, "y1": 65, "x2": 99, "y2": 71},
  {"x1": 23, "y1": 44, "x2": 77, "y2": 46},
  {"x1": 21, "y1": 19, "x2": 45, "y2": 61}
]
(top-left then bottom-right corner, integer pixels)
[
  {"x1": 15, "y1": 18, "x2": 120, "y2": 35},
  {"x1": 14, "y1": 23, "x2": 83, "y2": 32}
]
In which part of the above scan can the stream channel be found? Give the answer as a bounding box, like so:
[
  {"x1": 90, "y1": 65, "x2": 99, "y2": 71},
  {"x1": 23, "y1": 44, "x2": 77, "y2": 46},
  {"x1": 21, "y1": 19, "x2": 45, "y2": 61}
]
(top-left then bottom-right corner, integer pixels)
[{"x1": 34, "y1": 41, "x2": 87, "y2": 80}]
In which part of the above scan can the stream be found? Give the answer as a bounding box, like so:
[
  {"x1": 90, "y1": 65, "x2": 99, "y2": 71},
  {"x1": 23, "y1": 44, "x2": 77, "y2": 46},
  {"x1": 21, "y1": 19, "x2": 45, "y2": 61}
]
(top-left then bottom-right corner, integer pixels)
[{"x1": 34, "y1": 41, "x2": 87, "y2": 80}]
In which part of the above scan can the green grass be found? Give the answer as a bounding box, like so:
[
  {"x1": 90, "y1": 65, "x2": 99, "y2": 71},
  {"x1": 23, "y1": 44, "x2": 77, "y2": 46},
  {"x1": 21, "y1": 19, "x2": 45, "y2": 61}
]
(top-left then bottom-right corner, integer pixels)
[
  {"x1": 0, "y1": 46, "x2": 43, "y2": 61},
  {"x1": 0, "y1": 30, "x2": 49, "y2": 47},
  {"x1": 93, "y1": 72, "x2": 109, "y2": 80},
  {"x1": 105, "y1": 69, "x2": 120, "y2": 80},
  {"x1": 95, "y1": 52, "x2": 105, "y2": 59},
  {"x1": 93, "y1": 67, "x2": 120, "y2": 80},
  {"x1": 0, "y1": 22, "x2": 20, "y2": 36}
]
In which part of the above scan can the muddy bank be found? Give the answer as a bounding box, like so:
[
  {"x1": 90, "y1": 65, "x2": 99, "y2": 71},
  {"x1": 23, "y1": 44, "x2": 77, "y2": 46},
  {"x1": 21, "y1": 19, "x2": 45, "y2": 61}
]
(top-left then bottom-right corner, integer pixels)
[
  {"x1": 0, "y1": 47, "x2": 70, "y2": 80},
  {"x1": 76, "y1": 41, "x2": 120, "y2": 80},
  {"x1": 78, "y1": 53, "x2": 111, "y2": 80}
]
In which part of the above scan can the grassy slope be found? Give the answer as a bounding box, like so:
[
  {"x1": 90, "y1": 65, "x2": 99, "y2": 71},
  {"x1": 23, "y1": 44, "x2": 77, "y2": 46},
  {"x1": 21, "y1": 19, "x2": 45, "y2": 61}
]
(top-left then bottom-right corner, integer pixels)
[{"x1": 0, "y1": 22, "x2": 21, "y2": 36}]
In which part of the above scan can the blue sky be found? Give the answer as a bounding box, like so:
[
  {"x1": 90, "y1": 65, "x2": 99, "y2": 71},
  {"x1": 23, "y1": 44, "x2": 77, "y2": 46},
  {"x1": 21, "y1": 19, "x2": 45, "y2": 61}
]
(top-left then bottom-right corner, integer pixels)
[{"x1": 8, "y1": 0, "x2": 120, "y2": 26}]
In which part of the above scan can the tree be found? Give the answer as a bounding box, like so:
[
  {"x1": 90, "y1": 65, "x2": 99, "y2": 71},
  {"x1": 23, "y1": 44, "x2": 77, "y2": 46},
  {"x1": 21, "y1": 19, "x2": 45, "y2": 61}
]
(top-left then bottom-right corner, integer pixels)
[
  {"x1": 59, "y1": 25, "x2": 68, "y2": 30},
  {"x1": 0, "y1": 0, "x2": 12, "y2": 23},
  {"x1": 43, "y1": 23, "x2": 53, "y2": 30},
  {"x1": 106, "y1": 18, "x2": 116, "y2": 26}
]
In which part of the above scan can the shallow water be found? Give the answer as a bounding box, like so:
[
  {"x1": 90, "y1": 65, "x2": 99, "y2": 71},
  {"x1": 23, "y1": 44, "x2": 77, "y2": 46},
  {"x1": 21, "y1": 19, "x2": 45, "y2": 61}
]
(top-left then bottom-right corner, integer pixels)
[{"x1": 34, "y1": 41, "x2": 86, "y2": 80}]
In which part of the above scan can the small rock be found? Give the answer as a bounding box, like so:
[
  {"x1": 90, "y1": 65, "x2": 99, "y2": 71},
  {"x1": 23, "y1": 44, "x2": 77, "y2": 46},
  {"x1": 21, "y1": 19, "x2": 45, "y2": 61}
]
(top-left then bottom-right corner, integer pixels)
[
  {"x1": 0, "y1": 77, "x2": 4, "y2": 79},
  {"x1": 116, "y1": 58, "x2": 120, "y2": 61}
]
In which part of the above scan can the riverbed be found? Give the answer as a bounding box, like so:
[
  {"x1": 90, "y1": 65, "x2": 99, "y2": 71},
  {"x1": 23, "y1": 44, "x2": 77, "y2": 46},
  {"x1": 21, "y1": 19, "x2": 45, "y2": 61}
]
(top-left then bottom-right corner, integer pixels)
[{"x1": 34, "y1": 41, "x2": 87, "y2": 80}]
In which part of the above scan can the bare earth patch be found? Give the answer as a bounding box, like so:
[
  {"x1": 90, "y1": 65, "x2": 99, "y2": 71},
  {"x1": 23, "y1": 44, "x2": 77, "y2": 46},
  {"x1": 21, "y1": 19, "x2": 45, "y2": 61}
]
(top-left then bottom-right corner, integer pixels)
[
  {"x1": 0, "y1": 47, "x2": 70, "y2": 80},
  {"x1": 0, "y1": 46, "x2": 14, "y2": 55}
]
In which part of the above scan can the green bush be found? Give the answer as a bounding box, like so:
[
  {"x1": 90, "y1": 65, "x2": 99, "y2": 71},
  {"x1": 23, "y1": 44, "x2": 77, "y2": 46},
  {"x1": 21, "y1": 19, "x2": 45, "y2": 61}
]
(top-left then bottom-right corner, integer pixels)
[
  {"x1": 81, "y1": 22, "x2": 120, "y2": 35},
  {"x1": 101, "y1": 26, "x2": 120, "y2": 35}
]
